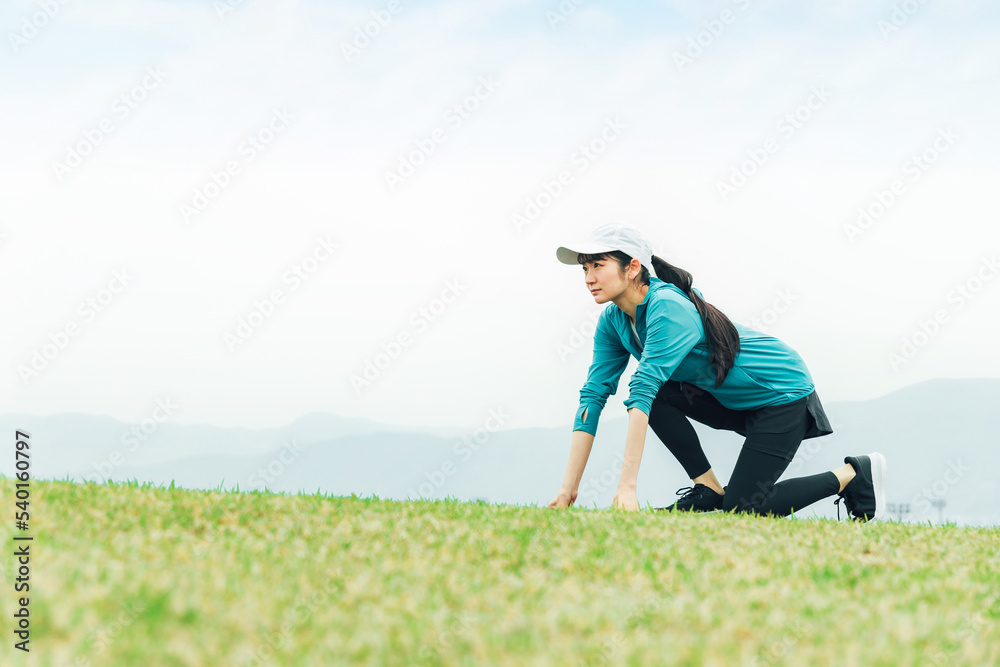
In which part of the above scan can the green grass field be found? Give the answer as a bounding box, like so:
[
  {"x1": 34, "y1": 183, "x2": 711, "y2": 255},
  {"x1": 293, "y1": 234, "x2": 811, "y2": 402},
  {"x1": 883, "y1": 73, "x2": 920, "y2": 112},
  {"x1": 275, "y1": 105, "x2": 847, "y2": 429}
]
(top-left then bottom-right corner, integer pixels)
[{"x1": 2, "y1": 477, "x2": 998, "y2": 666}]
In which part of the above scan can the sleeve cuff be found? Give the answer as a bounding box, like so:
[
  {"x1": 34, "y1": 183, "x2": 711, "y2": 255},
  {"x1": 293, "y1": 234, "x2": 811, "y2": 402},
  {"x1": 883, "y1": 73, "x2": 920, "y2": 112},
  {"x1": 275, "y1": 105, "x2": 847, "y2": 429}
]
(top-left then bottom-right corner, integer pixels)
[
  {"x1": 623, "y1": 396, "x2": 652, "y2": 419},
  {"x1": 573, "y1": 403, "x2": 600, "y2": 436}
]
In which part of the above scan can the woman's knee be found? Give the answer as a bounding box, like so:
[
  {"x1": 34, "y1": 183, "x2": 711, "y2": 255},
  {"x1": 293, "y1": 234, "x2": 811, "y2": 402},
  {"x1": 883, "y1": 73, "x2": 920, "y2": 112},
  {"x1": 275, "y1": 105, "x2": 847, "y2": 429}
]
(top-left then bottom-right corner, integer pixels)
[
  {"x1": 723, "y1": 495, "x2": 781, "y2": 517},
  {"x1": 723, "y1": 491, "x2": 757, "y2": 514},
  {"x1": 647, "y1": 393, "x2": 691, "y2": 431},
  {"x1": 723, "y1": 479, "x2": 779, "y2": 514}
]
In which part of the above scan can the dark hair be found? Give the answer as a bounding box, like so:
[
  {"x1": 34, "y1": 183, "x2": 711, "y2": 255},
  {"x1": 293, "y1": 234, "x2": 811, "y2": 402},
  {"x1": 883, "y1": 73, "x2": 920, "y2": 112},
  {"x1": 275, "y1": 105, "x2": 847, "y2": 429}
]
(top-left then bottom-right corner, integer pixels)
[{"x1": 577, "y1": 251, "x2": 740, "y2": 388}]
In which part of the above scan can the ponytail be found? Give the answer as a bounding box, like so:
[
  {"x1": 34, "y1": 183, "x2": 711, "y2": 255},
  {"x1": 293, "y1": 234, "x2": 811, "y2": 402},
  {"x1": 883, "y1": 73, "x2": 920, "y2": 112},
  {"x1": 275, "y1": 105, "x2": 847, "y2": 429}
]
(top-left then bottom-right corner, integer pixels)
[{"x1": 648, "y1": 255, "x2": 740, "y2": 388}]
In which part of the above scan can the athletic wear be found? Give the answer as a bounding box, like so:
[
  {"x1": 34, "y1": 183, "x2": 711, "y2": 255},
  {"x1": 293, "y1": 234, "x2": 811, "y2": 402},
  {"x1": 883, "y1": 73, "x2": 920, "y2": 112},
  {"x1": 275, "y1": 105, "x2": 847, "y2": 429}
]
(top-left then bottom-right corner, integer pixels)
[
  {"x1": 837, "y1": 453, "x2": 888, "y2": 522},
  {"x1": 648, "y1": 380, "x2": 840, "y2": 517},
  {"x1": 556, "y1": 222, "x2": 655, "y2": 275},
  {"x1": 572, "y1": 275, "x2": 833, "y2": 439},
  {"x1": 725, "y1": 448, "x2": 840, "y2": 517},
  {"x1": 653, "y1": 484, "x2": 724, "y2": 512},
  {"x1": 629, "y1": 316, "x2": 641, "y2": 350},
  {"x1": 569, "y1": 274, "x2": 842, "y2": 517}
]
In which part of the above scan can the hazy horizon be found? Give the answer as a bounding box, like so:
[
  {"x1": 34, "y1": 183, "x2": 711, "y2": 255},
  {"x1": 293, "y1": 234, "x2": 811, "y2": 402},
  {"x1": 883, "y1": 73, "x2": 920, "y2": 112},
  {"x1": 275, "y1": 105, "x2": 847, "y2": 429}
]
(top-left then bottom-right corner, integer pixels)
[
  {"x1": 0, "y1": 374, "x2": 991, "y2": 431},
  {"x1": 3, "y1": 377, "x2": 998, "y2": 528}
]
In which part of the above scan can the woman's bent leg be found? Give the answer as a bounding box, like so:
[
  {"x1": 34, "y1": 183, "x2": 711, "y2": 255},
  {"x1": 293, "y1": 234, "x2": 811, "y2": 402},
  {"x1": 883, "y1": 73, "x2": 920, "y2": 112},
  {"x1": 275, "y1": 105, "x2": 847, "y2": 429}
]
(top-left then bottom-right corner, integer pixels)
[
  {"x1": 648, "y1": 381, "x2": 752, "y2": 480},
  {"x1": 647, "y1": 392, "x2": 711, "y2": 479}
]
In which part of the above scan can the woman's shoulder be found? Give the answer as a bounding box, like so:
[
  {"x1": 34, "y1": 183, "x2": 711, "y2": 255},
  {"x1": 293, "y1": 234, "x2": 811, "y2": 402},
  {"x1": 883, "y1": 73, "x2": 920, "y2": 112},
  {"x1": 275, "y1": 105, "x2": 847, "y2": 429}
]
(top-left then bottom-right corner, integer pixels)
[
  {"x1": 653, "y1": 283, "x2": 690, "y2": 301},
  {"x1": 597, "y1": 302, "x2": 619, "y2": 327},
  {"x1": 647, "y1": 276, "x2": 702, "y2": 302},
  {"x1": 647, "y1": 281, "x2": 701, "y2": 315}
]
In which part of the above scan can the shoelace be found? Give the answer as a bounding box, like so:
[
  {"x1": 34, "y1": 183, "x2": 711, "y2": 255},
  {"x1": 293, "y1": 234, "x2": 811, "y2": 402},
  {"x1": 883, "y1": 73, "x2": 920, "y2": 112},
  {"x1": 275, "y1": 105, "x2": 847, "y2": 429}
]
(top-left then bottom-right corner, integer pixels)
[
  {"x1": 675, "y1": 486, "x2": 697, "y2": 501},
  {"x1": 834, "y1": 495, "x2": 849, "y2": 521},
  {"x1": 671, "y1": 486, "x2": 703, "y2": 508},
  {"x1": 652, "y1": 486, "x2": 699, "y2": 512}
]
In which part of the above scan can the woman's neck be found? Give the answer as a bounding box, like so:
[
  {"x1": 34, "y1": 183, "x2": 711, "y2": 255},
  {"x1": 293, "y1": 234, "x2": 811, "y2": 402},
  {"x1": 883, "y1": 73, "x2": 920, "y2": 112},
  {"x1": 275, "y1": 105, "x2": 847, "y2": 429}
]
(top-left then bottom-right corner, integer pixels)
[{"x1": 618, "y1": 283, "x2": 649, "y2": 321}]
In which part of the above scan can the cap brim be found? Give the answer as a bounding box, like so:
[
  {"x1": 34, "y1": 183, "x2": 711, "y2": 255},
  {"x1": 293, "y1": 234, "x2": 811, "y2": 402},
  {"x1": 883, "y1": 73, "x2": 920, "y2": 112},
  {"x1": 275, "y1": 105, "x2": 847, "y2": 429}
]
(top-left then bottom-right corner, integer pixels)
[{"x1": 555, "y1": 243, "x2": 616, "y2": 266}]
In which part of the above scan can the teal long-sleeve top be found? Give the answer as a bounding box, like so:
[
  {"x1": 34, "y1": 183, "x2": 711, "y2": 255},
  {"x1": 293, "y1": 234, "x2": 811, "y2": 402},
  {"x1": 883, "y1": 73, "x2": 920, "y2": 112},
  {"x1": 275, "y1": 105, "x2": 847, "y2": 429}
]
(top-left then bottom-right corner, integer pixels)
[{"x1": 573, "y1": 275, "x2": 816, "y2": 435}]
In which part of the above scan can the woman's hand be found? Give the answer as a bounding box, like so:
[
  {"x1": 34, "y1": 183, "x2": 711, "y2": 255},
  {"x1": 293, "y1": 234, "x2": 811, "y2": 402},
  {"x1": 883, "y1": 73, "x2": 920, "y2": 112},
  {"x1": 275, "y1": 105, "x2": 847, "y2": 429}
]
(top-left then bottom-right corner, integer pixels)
[
  {"x1": 548, "y1": 489, "x2": 578, "y2": 508},
  {"x1": 612, "y1": 487, "x2": 639, "y2": 511}
]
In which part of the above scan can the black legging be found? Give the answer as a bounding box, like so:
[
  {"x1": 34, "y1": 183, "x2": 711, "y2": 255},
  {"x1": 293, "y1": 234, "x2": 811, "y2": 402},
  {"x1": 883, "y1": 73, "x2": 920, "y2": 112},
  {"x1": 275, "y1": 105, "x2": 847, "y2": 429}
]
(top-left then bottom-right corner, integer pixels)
[{"x1": 647, "y1": 380, "x2": 839, "y2": 517}]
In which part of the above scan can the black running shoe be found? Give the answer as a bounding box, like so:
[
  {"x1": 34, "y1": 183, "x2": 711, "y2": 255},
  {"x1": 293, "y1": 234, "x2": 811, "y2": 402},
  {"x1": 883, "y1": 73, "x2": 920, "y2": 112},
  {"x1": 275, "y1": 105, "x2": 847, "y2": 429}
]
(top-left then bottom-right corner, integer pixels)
[
  {"x1": 836, "y1": 453, "x2": 887, "y2": 522},
  {"x1": 654, "y1": 484, "x2": 724, "y2": 512}
]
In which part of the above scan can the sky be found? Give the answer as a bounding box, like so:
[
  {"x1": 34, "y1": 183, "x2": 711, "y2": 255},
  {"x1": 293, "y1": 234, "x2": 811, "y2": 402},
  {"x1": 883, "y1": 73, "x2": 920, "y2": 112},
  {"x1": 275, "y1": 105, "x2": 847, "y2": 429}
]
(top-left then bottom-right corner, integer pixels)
[{"x1": 2, "y1": 0, "x2": 999, "y2": 432}]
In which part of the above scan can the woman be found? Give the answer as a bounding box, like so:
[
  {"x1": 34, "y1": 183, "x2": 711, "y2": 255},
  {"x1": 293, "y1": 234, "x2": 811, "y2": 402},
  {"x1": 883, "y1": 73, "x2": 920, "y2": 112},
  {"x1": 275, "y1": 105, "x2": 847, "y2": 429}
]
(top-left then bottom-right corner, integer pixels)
[{"x1": 546, "y1": 222, "x2": 887, "y2": 520}]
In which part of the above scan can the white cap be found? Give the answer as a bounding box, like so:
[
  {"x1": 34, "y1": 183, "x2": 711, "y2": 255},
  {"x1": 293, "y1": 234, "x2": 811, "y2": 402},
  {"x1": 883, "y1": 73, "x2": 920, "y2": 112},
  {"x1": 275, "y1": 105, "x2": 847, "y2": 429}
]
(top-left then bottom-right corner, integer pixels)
[{"x1": 556, "y1": 222, "x2": 654, "y2": 274}]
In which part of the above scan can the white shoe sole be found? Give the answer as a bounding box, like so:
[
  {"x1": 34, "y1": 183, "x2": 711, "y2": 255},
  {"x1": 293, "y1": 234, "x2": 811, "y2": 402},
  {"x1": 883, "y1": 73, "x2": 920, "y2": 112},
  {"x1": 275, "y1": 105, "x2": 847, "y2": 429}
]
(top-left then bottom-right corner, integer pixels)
[{"x1": 869, "y1": 452, "x2": 887, "y2": 521}]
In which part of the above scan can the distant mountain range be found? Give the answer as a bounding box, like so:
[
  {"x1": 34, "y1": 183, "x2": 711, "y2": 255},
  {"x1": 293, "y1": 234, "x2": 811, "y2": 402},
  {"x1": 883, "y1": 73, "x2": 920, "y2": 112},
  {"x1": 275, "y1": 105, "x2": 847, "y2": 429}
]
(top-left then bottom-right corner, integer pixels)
[{"x1": 2, "y1": 378, "x2": 997, "y2": 527}]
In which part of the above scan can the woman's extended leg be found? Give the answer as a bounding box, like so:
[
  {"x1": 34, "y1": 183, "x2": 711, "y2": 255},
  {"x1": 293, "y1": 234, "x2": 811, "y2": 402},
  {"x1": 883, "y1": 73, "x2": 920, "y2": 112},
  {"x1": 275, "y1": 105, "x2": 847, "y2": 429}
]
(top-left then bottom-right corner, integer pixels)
[
  {"x1": 724, "y1": 449, "x2": 841, "y2": 516},
  {"x1": 723, "y1": 397, "x2": 842, "y2": 516}
]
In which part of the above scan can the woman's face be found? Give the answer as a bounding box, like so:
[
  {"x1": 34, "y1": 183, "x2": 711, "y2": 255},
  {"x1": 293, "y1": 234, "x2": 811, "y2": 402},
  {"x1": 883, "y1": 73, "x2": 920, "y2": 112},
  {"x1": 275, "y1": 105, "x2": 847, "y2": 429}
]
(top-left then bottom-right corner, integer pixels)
[{"x1": 581, "y1": 256, "x2": 626, "y2": 304}]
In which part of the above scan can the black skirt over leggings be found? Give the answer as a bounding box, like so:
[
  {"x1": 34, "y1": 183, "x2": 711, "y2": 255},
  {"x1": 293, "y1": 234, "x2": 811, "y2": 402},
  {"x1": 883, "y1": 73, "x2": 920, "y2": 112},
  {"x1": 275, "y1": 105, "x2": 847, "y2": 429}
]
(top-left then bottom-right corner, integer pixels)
[{"x1": 647, "y1": 380, "x2": 839, "y2": 517}]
